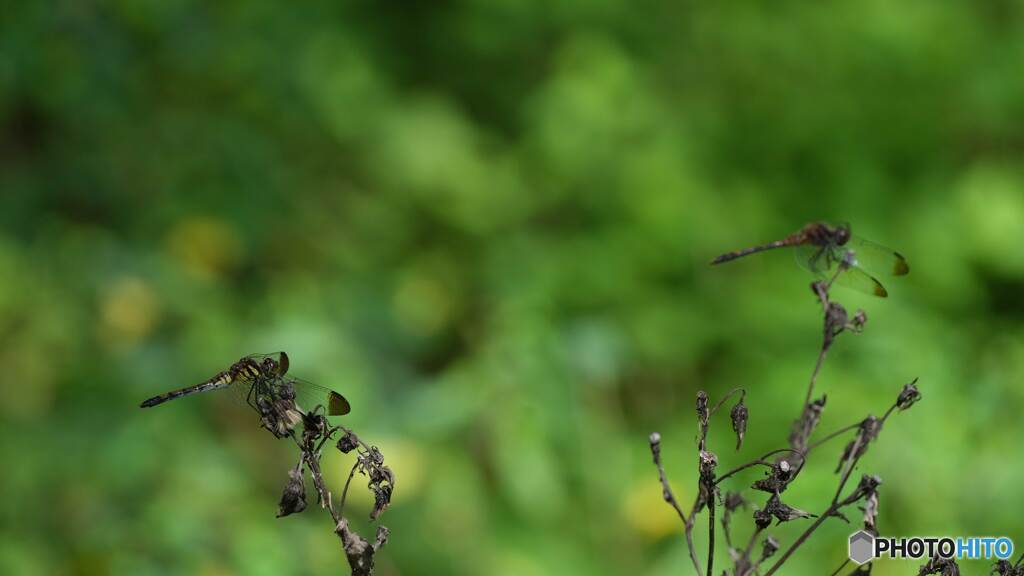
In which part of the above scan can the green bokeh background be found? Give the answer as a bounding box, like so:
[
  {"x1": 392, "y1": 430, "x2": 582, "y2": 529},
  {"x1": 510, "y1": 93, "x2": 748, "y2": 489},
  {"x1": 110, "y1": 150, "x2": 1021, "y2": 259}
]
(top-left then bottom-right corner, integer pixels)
[{"x1": 3, "y1": 2, "x2": 1024, "y2": 575}]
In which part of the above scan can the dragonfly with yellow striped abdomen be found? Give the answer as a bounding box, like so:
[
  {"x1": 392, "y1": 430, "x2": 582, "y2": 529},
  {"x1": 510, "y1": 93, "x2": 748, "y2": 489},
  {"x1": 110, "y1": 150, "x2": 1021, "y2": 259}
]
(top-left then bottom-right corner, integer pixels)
[{"x1": 140, "y1": 352, "x2": 350, "y2": 436}]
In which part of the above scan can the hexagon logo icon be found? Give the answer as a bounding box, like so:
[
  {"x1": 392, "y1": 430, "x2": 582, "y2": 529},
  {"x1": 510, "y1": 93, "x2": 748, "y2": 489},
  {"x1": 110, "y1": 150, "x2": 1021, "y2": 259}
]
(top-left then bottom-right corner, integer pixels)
[{"x1": 848, "y1": 530, "x2": 875, "y2": 565}]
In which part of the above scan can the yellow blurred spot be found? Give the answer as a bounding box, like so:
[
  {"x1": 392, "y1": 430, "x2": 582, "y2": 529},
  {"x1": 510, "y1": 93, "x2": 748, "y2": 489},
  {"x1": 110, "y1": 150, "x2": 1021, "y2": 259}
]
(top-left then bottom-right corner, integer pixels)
[
  {"x1": 622, "y1": 476, "x2": 686, "y2": 540},
  {"x1": 393, "y1": 269, "x2": 453, "y2": 337},
  {"x1": 495, "y1": 551, "x2": 545, "y2": 576},
  {"x1": 166, "y1": 217, "x2": 243, "y2": 281},
  {"x1": 99, "y1": 277, "x2": 162, "y2": 346}
]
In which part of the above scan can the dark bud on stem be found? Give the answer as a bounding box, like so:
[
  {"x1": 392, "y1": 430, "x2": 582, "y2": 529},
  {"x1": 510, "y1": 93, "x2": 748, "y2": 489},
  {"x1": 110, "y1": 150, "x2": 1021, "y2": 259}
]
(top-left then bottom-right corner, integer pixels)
[
  {"x1": 365, "y1": 446, "x2": 395, "y2": 521},
  {"x1": 302, "y1": 410, "x2": 327, "y2": 437},
  {"x1": 789, "y1": 396, "x2": 827, "y2": 457},
  {"x1": 752, "y1": 460, "x2": 795, "y2": 494},
  {"x1": 731, "y1": 398, "x2": 748, "y2": 450},
  {"x1": 836, "y1": 417, "x2": 880, "y2": 473},
  {"x1": 765, "y1": 493, "x2": 815, "y2": 524},
  {"x1": 896, "y1": 378, "x2": 922, "y2": 411},
  {"x1": 373, "y1": 526, "x2": 391, "y2": 552},
  {"x1": 760, "y1": 535, "x2": 779, "y2": 562},
  {"x1": 849, "y1": 474, "x2": 882, "y2": 503},
  {"x1": 723, "y1": 490, "x2": 746, "y2": 513},
  {"x1": 696, "y1": 391, "x2": 709, "y2": 430},
  {"x1": 337, "y1": 431, "x2": 359, "y2": 454},
  {"x1": 699, "y1": 450, "x2": 718, "y2": 484},
  {"x1": 850, "y1": 309, "x2": 868, "y2": 332},
  {"x1": 824, "y1": 302, "x2": 849, "y2": 348},
  {"x1": 277, "y1": 466, "x2": 307, "y2": 518},
  {"x1": 862, "y1": 489, "x2": 880, "y2": 535},
  {"x1": 753, "y1": 508, "x2": 772, "y2": 529}
]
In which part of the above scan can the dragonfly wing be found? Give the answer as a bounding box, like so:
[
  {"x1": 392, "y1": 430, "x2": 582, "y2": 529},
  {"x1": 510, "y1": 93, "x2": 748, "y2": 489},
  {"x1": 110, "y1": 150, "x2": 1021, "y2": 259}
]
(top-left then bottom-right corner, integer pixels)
[
  {"x1": 285, "y1": 377, "x2": 351, "y2": 416},
  {"x1": 793, "y1": 243, "x2": 833, "y2": 274},
  {"x1": 833, "y1": 266, "x2": 888, "y2": 298},
  {"x1": 277, "y1": 352, "x2": 289, "y2": 376},
  {"x1": 847, "y1": 236, "x2": 909, "y2": 277}
]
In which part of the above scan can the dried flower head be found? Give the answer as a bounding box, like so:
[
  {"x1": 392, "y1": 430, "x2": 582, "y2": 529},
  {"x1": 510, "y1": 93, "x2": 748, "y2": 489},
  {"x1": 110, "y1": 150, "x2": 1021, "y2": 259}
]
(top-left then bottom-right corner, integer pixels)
[
  {"x1": 760, "y1": 535, "x2": 780, "y2": 562},
  {"x1": 696, "y1": 391, "x2": 710, "y2": 431},
  {"x1": 765, "y1": 493, "x2": 815, "y2": 524},
  {"x1": 731, "y1": 398, "x2": 749, "y2": 450},
  {"x1": 824, "y1": 301, "x2": 849, "y2": 346},
  {"x1": 699, "y1": 450, "x2": 718, "y2": 483},
  {"x1": 897, "y1": 378, "x2": 922, "y2": 411},
  {"x1": 850, "y1": 309, "x2": 868, "y2": 332},
  {"x1": 752, "y1": 460, "x2": 796, "y2": 494},
  {"x1": 337, "y1": 431, "x2": 360, "y2": 454},
  {"x1": 753, "y1": 507, "x2": 772, "y2": 529},
  {"x1": 277, "y1": 465, "x2": 307, "y2": 518},
  {"x1": 789, "y1": 396, "x2": 827, "y2": 456},
  {"x1": 723, "y1": 490, "x2": 746, "y2": 513},
  {"x1": 862, "y1": 489, "x2": 880, "y2": 535},
  {"x1": 836, "y1": 417, "x2": 881, "y2": 473}
]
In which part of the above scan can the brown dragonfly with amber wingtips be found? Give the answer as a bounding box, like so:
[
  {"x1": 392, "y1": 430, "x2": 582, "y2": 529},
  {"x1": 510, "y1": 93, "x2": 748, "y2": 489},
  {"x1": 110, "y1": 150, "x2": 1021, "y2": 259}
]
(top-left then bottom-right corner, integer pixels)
[
  {"x1": 711, "y1": 222, "x2": 909, "y2": 297},
  {"x1": 140, "y1": 352, "x2": 350, "y2": 436}
]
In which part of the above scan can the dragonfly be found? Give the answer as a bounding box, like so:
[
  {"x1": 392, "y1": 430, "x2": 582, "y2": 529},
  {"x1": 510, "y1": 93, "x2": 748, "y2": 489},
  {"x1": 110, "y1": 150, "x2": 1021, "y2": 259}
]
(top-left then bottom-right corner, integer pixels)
[
  {"x1": 711, "y1": 222, "x2": 909, "y2": 297},
  {"x1": 140, "y1": 352, "x2": 351, "y2": 436}
]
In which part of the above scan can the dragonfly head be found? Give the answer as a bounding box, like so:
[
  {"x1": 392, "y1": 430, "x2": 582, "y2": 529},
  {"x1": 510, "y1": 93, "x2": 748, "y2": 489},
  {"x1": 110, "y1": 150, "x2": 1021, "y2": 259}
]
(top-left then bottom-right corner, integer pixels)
[{"x1": 833, "y1": 223, "x2": 852, "y2": 246}]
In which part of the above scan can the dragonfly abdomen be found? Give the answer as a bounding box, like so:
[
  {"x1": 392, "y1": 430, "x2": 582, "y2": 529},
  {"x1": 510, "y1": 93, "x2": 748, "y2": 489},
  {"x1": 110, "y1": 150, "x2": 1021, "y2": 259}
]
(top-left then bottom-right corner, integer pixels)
[
  {"x1": 711, "y1": 235, "x2": 802, "y2": 265},
  {"x1": 139, "y1": 372, "x2": 233, "y2": 408}
]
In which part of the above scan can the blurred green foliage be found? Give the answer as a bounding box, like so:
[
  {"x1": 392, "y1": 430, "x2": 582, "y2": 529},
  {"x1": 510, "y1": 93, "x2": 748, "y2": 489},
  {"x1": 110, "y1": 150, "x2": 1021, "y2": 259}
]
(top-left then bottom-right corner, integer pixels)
[{"x1": 3, "y1": 1, "x2": 1024, "y2": 575}]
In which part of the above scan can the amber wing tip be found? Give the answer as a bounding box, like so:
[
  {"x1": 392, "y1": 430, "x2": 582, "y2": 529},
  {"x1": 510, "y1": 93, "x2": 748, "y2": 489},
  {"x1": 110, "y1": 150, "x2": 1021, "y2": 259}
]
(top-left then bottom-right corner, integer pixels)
[
  {"x1": 893, "y1": 255, "x2": 910, "y2": 276},
  {"x1": 328, "y1": 391, "x2": 351, "y2": 416}
]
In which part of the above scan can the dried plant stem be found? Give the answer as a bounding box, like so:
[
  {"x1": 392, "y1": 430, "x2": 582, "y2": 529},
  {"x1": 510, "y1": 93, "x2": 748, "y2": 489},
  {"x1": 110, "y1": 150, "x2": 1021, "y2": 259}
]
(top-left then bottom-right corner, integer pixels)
[
  {"x1": 302, "y1": 437, "x2": 378, "y2": 576},
  {"x1": 805, "y1": 422, "x2": 861, "y2": 454},
  {"x1": 805, "y1": 345, "x2": 828, "y2": 408},
  {"x1": 286, "y1": 418, "x2": 392, "y2": 576},
  {"x1": 653, "y1": 244, "x2": 920, "y2": 576},
  {"x1": 650, "y1": 433, "x2": 703, "y2": 574},
  {"x1": 707, "y1": 496, "x2": 716, "y2": 576},
  {"x1": 685, "y1": 499, "x2": 702, "y2": 574},
  {"x1": 763, "y1": 452, "x2": 861, "y2": 574},
  {"x1": 710, "y1": 388, "x2": 746, "y2": 416},
  {"x1": 715, "y1": 449, "x2": 801, "y2": 485},
  {"x1": 765, "y1": 403, "x2": 899, "y2": 576}
]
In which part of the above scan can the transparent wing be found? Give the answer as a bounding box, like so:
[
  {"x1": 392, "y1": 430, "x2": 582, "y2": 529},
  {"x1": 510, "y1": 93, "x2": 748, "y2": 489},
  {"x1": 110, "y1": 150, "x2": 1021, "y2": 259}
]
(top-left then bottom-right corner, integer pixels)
[
  {"x1": 846, "y1": 236, "x2": 910, "y2": 278},
  {"x1": 832, "y1": 266, "x2": 888, "y2": 298},
  {"x1": 793, "y1": 244, "x2": 888, "y2": 297},
  {"x1": 793, "y1": 243, "x2": 834, "y2": 274},
  {"x1": 282, "y1": 377, "x2": 351, "y2": 416}
]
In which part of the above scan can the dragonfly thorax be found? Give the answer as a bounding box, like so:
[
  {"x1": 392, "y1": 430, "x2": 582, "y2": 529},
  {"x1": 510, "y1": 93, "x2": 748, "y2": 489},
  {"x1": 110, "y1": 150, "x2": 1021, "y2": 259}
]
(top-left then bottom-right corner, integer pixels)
[{"x1": 802, "y1": 222, "x2": 851, "y2": 248}]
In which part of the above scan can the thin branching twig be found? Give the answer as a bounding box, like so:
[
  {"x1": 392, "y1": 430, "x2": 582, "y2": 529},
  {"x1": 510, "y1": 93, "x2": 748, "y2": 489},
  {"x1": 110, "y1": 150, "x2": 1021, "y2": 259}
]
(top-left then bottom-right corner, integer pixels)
[{"x1": 650, "y1": 248, "x2": 921, "y2": 576}]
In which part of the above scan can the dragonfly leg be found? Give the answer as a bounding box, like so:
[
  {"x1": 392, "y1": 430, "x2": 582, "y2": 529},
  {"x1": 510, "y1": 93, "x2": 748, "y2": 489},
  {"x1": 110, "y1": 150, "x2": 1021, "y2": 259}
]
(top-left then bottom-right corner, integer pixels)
[{"x1": 245, "y1": 382, "x2": 258, "y2": 412}]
